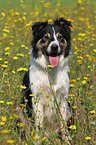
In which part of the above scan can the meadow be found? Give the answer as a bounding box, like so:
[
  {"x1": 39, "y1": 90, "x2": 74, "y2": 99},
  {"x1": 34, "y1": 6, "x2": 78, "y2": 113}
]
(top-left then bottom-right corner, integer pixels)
[{"x1": 0, "y1": 0, "x2": 96, "y2": 144}]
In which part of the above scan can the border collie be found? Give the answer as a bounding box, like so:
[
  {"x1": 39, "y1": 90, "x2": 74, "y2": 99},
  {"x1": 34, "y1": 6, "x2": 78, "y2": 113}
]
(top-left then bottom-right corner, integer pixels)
[{"x1": 20, "y1": 17, "x2": 74, "y2": 142}]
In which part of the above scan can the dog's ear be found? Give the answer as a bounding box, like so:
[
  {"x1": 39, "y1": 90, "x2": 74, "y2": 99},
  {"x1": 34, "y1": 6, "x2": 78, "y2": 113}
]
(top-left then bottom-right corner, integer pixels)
[
  {"x1": 54, "y1": 17, "x2": 72, "y2": 29},
  {"x1": 32, "y1": 21, "x2": 48, "y2": 36}
]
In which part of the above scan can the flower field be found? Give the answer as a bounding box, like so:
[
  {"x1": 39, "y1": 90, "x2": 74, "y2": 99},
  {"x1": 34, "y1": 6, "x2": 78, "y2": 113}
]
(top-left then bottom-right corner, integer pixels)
[{"x1": 0, "y1": 0, "x2": 96, "y2": 144}]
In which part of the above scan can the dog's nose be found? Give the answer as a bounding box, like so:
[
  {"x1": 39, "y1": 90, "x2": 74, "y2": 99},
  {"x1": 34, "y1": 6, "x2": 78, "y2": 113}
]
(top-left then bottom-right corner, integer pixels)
[{"x1": 51, "y1": 44, "x2": 58, "y2": 52}]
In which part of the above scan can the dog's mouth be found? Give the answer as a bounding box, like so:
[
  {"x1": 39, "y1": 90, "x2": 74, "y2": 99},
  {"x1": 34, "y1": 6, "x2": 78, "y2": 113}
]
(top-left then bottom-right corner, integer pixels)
[{"x1": 49, "y1": 55, "x2": 59, "y2": 67}]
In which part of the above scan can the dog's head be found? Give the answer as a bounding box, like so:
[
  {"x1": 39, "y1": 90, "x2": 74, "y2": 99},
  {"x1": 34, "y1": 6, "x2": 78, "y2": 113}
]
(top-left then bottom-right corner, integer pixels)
[{"x1": 31, "y1": 18, "x2": 72, "y2": 67}]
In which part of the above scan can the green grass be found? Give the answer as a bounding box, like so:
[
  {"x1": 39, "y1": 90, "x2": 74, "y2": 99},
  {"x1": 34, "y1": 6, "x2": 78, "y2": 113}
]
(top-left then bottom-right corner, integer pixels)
[{"x1": 0, "y1": 0, "x2": 96, "y2": 144}]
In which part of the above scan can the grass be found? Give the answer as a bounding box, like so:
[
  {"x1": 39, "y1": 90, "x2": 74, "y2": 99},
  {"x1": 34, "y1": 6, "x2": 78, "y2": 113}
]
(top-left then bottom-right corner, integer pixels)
[{"x1": 0, "y1": 0, "x2": 96, "y2": 144}]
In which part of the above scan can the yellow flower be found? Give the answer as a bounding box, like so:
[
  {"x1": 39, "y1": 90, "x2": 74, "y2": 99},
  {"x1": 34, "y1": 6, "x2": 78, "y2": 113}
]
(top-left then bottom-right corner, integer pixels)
[
  {"x1": 1, "y1": 116, "x2": 6, "y2": 121},
  {"x1": 5, "y1": 47, "x2": 10, "y2": 51},
  {"x1": 93, "y1": 49, "x2": 96, "y2": 52},
  {"x1": 17, "y1": 123, "x2": 23, "y2": 127},
  {"x1": 35, "y1": 108, "x2": 40, "y2": 112},
  {"x1": 33, "y1": 136, "x2": 40, "y2": 140},
  {"x1": 40, "y1": 125, "x2": 43, "y2": 128},
  {"x1": 3, "y1": 29, "x2": 10, "y2": 33},
  {"x1": 1, "y1": 130, "x2": 10, "y2": 133},
  {"x1": 6, "y1": 102, "x2": 13, "y2": 105},
  {"x1": 13, "y1": 56, "x2": 18, "y2": 60},
  {"x1": 4, "y1": 61, "x2": 8, "y2": 64},
  {"x1": 89, "y1": 110, "x2": 95, "y2": 114},
  {"x1": 69, "y1": 84, "x2": 74, "y2": 87},
  {"x1": 7, "y1": 140, "x2": 15, "y2": 144},
  {"x1": 20, "y1": 85, "x2": 27, "y2": 89},
  {"x1": 42, "y1": 136, "x2": 46, "y2": 142},
  {"x1": 0, "y1": 58, "x2": 3, "y2": 61},
  {"x1": 48, "y1": 19, "x2": 53, "y2": 24},
  {"x1": 85, "y1": 136, "x2": 91, "y2": 140},
  {"x1": 78, "y1": 0, "x2": 82, "y2": 4},
  {"x1": 29, "y1": 94, "x2": 35, "y2": 97},
  {"x1": 0, "y1": 122, "x2": 4, "y2": 125},
  {"x1": 1, "y1": 12, "x2": 5, "y2": 17},
  {"x1": 19, "y1": 104, "x2": 26, "y2": 107},
  {"x1": 69, "y1": 125, "x2": 76, "y2": 130},
  {"x1": 72, "y1": 106, "x2": 78, "y2": 109},
  {"x1": 1, "y1": 64, "x2": 8, "y2": 68},
  {"x1": 21, "y1": 45, "x2": 25, "y2": 47},
  {"x1": 31, "y1": 129, "x2": 34, "y2": 136},
  {"x1": 78, "y1": 33, "x2": 86, "y2": 37},
  {"x1": 12, "y1": 70, "x2": 16, "y2": 74},
  {"x1": 0, "y1": 101, "x2": 4, "y2": 103},
  {"x1": 82, "y1": 80, "x2": 87, "y2": 84},
  {"x1": 13, "y1": 114, "x2": 19, "y2": 119},
  {"x1": 45, "y1": 95, "x2": 50, "y2": 97},
  {"x1": 5, "y1": 52, "x2": 10, "y2": 55},
  {"x1": 15, "y1": 12, "x2": 20, "y2": 16},
  {"x1": 47, "y1": 65, "x2": 54, "y2": 68},
  {"x1": 17, "y1": 67, "x2": 28, "y2": 72}
]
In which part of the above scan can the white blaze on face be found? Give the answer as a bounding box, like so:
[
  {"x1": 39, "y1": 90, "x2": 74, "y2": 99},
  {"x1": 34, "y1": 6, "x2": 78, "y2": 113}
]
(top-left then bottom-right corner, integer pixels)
[
  {"x1": 47, "y1": 27, "x2": 61, "y2": 67},
  {"x1": 47, "y1": 27, "x2": 60, "y2": 53}
]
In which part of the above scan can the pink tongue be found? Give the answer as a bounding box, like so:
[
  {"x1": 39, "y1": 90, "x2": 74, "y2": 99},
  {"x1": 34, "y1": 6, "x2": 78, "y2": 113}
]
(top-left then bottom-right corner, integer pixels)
[{"x1": 49, "y1": 56, "x2": 59, "y2": 67}]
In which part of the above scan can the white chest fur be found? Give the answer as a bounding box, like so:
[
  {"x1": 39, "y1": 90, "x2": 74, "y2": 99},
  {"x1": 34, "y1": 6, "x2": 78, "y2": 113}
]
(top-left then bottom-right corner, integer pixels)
[
  {"x1": 29, "y1": 55, "x2": 69, "y2": 99},
  {"x1": 29, "y1": 55, "x2": 70, "y2": 123}
]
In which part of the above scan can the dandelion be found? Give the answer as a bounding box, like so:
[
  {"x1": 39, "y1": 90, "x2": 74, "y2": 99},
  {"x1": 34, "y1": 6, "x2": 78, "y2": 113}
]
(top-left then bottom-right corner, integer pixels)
[
  {"x1": 1, "y1": 12, "x2": 5, "y2": 17},
  {"x1": 42, "y1": 137, "x2": 46, "y2": 142},
  {"x1": 29, "y1": 94, "x2": 35, "y2": 97},
  {"x1": 33, "y1": 136, "x2": 40, "y2": 140},
  {"x1": 1, "y1": 64, "x2": 8, "y2": 68},
  {"x1": 93, "y1": 49, "x2": 96, "y2": 52},
  {"x1": 69, "y1": 84, "x2": 74, "y2": 87},
  {"x1": 31, "y1": 129, "x2": 34, "y2": 136},
  {"x1": 85, "y1": 136, "x2": 91, "y2": 140},
  {"x1": 72, "y1": 106, "x2": 78, "y2": 109},
  {"x1": 1, "y1": 116, "x2": 6, "y2": 121},
  {"x1": 3, "y1": 29, "x2": 10, "y2": 33},
  {"x1": 19, "y1": 104, "x2": 26, "y2": 107},
  {"x1": 0, "y1": 101, "x2": 4, "y2": 104},
  {"x1": 17, "y1": 53, "x2": 24, "y2": 56},
  {"x1": 6, "y1": 102, "x2": 13, "y2": 105},
  {"x1": 35, "y1": 108, "x2": 40, "y2": 112},
  {"x1": 5, "y1": 47, "x2": 10, "y2": 51},
  {"x1": 12, "y1": 70, "x2": 16, "y2": 74},
  {"x1": 45, "y1": 94, "x2": 50, "y2": 97},
  {"x1": 13, "y1": 114, "x2": 19, "y2": 119},
  {"x1": 0, "y1": 122, "x2": 4, "y2": 125},
  {"x1": 5, "y1": 52, "x2": 10, "y2": 55},
  {"x1": 21, "y1": 44, "x2": 25, "y2": 47},
  {"x1": 1, "y1": 130, "x2": 10, "y2": 133},
  {"x1": 17, "y1": 123, "x2": 23, "y2": 127},
  {"x1": 13, "y1": 56, "x2": 18, "y2": 60},
  {"x1": 82, "y1": 80, "x2": 87, "y2": 84},
  {"x1": 17, "y1": 67, "x2": 28, "y2": 71},
  {"x1": 7, "y1": 140, "x2": 15, "y2": 144},
  {"x1": 20, "y1": 85, "x2": 27, "y2": 89},
  {"x1": 47, "y1": 65, "x2": 54, "y2": 68},
  {"x1": 89, "y1": 110, "x2": 95, "y2": 114},
  {"x1": 4, "y1": 61, "x2": 8, "y2": 64},
  {"x1": 69, "y1": 125, "x2": 76, "y2": 130},
  {"x1": 0, "y1": 58, "x2": 3, "y2": 61},
  {"x1": 48, "y1": 19, "x2": 53, "y2": 24}
]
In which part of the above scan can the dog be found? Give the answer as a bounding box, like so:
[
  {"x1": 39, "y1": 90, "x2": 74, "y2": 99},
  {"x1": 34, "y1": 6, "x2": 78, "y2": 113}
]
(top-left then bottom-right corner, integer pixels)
[{"x1": 20, "y1": 17, "x2": 74, "y2": 142}]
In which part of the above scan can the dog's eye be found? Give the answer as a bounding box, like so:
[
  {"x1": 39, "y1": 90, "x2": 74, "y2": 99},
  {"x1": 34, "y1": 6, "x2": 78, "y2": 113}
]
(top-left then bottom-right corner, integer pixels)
[
  {"x1": 43, "y1": 35, "x2": 49, "y2": 40},
  {"x1": 57, "y1": 35, "x2": 64, "y2": 43},
  {"x1": 41, "y1": 35, "x2": 49, "y2": 43}
]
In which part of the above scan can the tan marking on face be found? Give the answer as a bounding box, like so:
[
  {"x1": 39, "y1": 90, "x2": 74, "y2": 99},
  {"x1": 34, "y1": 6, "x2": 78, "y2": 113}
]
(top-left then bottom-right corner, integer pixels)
[
  {"x1": 56, "y1": 33, "x2": 67, "y2": 55},
  {"x1": 36, "y1": 33, "x2": 50, "y2": 56}
]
